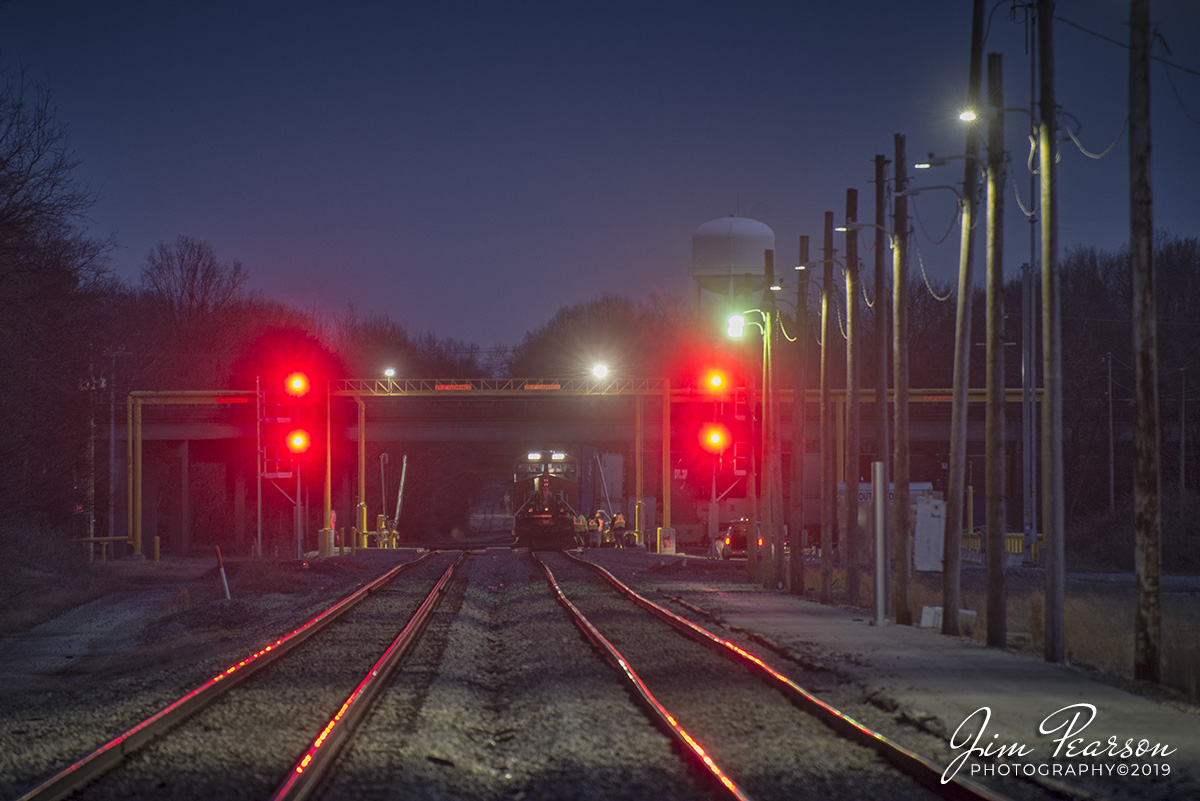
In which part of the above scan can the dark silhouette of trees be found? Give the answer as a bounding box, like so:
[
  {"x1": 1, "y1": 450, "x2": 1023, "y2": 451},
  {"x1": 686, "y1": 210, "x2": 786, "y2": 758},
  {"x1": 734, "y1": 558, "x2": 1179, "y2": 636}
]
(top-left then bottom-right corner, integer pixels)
[
  {"x1": 0, "y1": 66, "x2": 112, "y2": 525},
  {"x1": 506, "y1": 293, "x2": 712, "y2": 379},
  {"x1": 334, "y1": 311, "x2": 488, "y2": 378},
  {"x1": 140, "y1": 235, "x2": 247, "y2": 346}
]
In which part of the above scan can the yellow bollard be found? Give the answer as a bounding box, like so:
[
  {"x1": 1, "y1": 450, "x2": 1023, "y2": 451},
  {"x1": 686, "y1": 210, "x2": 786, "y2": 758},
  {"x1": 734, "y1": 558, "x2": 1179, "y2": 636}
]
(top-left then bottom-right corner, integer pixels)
[{"x1": 966, "y1": 485, "x2": 974, "y2": 534}]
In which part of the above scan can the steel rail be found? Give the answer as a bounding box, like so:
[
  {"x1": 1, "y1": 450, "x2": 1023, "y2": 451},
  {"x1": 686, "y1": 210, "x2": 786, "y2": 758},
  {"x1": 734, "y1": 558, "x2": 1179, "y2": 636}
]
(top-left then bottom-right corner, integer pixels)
[
  {"x1": 16, "y1": 551, "x2": 436, "y2": 801},
  {"x1": 566, "y1": 552, "x2": 1014, "y2": 801},
  {"x1": 270, "y1": 554, "x2": 465, "y2": 801},
  {"x1": 532, "y1": 553, "x2": 753, "y2": 801}
]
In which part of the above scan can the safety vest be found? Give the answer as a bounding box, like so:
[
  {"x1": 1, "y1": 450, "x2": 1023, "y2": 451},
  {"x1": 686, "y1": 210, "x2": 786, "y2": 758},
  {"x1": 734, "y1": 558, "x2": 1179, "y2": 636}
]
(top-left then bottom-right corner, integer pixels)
[
  {"x1": 613, "y1": 514, "x2": 626, "y2": 529},
  {"x1": 587, "y1": 517, "x2": 599, "y2": 531}
]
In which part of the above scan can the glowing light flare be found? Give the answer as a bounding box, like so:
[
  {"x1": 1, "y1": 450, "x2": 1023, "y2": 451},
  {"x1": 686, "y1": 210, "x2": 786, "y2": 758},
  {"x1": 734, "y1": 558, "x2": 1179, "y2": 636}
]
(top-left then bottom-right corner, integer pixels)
[
  {"x1": 704, "y1": 370, "x2": 726, "y2": 391},
  {"x1": 699, "y1": 422, "x2": 730, "y2": 454},
  {"x1": 284, "y1": 371, "x2": 311, "y2": 397},
  {"x1": 592, "y1": 363, "x2": 609, "y2": 378},
  {"x1": 959, "y1": 109, "x2": 978, "y2": 122},
  {"x1": 726, "y1": 314, "x2": 745, "y2": 338},
  {"x1": 287, "y1": 429, "x2": 311, "y2": 454}
]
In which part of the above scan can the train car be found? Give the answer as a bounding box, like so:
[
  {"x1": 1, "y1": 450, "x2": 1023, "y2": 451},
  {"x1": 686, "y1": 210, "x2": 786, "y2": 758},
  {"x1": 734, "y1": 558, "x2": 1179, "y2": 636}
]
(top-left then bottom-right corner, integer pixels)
[{"x1": 513, "y1": 450, "x2": 581, "y2": 549}]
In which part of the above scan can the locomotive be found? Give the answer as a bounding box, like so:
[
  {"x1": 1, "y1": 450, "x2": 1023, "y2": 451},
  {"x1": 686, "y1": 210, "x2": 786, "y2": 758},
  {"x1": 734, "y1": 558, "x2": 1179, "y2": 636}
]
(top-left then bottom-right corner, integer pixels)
[{"x1": 512, "y1": 450, "x2": 582, "y2": 549}]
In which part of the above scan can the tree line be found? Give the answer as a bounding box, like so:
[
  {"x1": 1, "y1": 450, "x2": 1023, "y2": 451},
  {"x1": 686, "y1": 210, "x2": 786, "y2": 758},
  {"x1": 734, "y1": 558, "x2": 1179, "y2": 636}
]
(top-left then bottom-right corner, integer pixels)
[{"x1": 3, "y1": 65, "x2": 1196, "y2": 567}]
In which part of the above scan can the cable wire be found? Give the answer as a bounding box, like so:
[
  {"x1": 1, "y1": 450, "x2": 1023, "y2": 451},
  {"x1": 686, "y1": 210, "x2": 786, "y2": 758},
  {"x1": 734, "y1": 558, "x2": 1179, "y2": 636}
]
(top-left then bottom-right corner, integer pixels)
[
  {"x1": 1157, "y1": 32, "x2": 1200, "y2": 125},
  {"x1": 910, "y1": 195, "x2": 962, "y2": 246},
  {"x1": 1058, "y1": 15, "x2": 1200, "y2": 77},
  {"x1": 913, "y1": 240, "x2": 955, "y2": 302},
  {"x1": 1061, "y1": 112, "x2": 1128, "y2": 159},
  {"x1": 833, "y1": 277, "x2": 848, "y2": 340},
  {"x1": 861, "y1": 264, "x2": 875, "y2": 309},
  {"x1": 1009, "y1": 156, "x2": 1037, "y2": 218}
]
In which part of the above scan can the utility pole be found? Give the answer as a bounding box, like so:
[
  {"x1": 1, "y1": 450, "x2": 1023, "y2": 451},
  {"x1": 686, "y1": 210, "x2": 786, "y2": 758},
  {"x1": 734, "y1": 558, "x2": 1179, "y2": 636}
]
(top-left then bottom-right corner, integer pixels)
[
  {"x1": 845, "y1": 188, "x2": 862, "y2": 606},
  {"x1": 1023, "y1": 263, "x2": 1037, "y2": 543},
  {"x1": 985, "y1": 52, "x2": 1007, "y2": 648},
  {"x1": 762, "y1": 249, "x2": 779, "y2": 590},
  {"x1": 790, "y1": 236, "x2": 810, "y2": 596},
  {"x1": 745, "y1": 273, "x2": 761, "y2": 585},
  {"x1": 874, "y1": 153, "x2": 891, "y2": 617},
  {"x1": 820, "y1": 212, "x2": 835, "y2": 604},
  {"x1": 1129, "y1": 0, "x2": 1160, "y2": 683},
  {"x1": 944, "y1": 0, "x2": 985, "y2": 637},
  {"x1": 770, "y1": 263, "x2": 786, "y2": 589},
  {"x1": 1038, "y1": 0, "x2": 1065, "y2": 663},
  {"x1": 892, "y1": 133, "x2": 913, "y2": 625},
  {"x1": 1108, "y1": 353, "x2": 1116, "y2": 512}
]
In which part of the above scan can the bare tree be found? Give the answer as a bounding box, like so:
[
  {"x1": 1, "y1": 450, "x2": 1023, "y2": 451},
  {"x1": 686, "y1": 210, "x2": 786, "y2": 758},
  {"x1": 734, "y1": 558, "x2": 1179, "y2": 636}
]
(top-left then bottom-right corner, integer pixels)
[
  {"x1": 0, "y1": 65, "x2": 111, "y2": 525},
  {"x1": 140, "y1": 235, "x2": 247, "y2": 342}
]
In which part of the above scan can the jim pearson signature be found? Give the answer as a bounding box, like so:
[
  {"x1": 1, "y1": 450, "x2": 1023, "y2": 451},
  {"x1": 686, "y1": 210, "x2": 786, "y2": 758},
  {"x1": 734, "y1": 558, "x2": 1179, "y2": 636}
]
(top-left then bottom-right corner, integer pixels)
[{"x1": 942, "y1": 704, "x2": 1176, "y2": 784}]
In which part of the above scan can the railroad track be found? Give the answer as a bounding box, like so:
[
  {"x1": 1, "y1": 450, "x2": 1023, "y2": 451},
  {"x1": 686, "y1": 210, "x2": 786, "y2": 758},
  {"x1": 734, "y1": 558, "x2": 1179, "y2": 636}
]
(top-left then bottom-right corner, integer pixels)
[
  {"x1": 535, "y1": 551, "x2": 1036, "y2": 801},
  {"x1": 16, "y1": 551, "x2": 462, "y2": 801},
  {"x1": 17, "y1": 550, "x2": 1049, "y2": 801}
]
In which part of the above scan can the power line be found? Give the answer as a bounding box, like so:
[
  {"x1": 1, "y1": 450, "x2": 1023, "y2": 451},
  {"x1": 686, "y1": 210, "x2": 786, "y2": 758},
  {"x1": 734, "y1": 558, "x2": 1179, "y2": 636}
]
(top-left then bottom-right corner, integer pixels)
[{"x1": 1056, "y1": 15, "x2": 1200, "y2": 77}]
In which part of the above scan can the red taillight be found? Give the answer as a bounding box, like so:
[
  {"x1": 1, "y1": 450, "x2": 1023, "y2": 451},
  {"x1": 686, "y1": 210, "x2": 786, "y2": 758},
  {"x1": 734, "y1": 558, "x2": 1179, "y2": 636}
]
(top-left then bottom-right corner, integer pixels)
[
  {"x1": 757, "y1": 537, "x2": 763, "y2": 547},
  {"x1": 725, "y1": 536, "x2": 731, "y2": 545}
]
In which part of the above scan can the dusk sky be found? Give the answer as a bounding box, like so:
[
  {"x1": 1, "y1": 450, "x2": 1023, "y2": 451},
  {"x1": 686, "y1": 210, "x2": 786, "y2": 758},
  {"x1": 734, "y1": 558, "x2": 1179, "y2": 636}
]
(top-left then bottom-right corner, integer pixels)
[{"x1": 3, "y1": 1, "x2": 1198, "y2": 350}]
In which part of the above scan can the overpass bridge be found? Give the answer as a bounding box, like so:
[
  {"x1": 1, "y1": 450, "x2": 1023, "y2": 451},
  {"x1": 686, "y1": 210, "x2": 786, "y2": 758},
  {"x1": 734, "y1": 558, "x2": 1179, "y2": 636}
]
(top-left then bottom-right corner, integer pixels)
[{"x1": 114, "y1": 378, "x2": 1033, "y2": 559}]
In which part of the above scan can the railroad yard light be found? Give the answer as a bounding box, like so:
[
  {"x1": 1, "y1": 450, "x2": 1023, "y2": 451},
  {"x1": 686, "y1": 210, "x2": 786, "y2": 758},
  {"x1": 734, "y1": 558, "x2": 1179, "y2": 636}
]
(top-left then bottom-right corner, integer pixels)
[{"x1": 592, "y1": 363, "x2": 609, "y2": 379}]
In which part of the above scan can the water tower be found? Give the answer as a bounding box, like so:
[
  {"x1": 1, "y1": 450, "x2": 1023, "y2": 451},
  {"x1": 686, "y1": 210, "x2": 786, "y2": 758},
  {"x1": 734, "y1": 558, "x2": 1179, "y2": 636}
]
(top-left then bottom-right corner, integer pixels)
[{"x1": 690, "y1": 215, "x2": 775, "y2": 308}]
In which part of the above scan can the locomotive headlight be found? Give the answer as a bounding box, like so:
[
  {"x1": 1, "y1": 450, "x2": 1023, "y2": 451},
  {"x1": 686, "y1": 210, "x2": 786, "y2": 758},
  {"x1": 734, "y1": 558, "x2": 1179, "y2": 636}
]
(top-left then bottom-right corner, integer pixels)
[
  {"x1": 528, "y1": 452, "x2": 542, "y2": 461},
  {"x1": 551, "y1": 452, "x2": 566, "y2": 460}
]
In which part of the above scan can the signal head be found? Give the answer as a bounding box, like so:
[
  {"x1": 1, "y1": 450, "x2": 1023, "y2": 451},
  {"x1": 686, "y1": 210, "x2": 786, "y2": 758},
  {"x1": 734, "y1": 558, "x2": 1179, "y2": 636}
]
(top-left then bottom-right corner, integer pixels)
[
  {"x1": 699, "y1": 422, "x2": 731, "y2": 454},
  {"x1": 284, "y1": 371, "x2": 311, "y2": 397},
  {"x1": 286, "y1": 429, "x2": 311, "y2": 453}
]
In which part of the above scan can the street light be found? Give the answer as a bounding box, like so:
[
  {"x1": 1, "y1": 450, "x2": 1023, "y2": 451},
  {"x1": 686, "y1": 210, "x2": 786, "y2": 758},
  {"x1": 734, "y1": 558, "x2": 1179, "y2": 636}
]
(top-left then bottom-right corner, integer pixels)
[
  {"x1": 592, "y1": 363, "x2": 609, "y2": 379},
  {"x1": 727, "y1": 303, "x2": 770, "y2": 585},
  {"x1": 913, "y1": 153, "x2": 965, "y2": 170},
  {"x1": 895, "y1": 185, "x2": 963, "y2": 201}
]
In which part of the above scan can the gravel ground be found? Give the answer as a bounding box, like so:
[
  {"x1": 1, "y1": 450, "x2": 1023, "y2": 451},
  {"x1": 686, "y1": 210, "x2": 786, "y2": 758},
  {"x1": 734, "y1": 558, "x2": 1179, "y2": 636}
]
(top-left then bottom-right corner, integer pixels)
[
  {"x1": 7, "y1": 546, "x2": 1186, "y2": 801},
  {"x1": 322, "y1": 550, "x2": 724, "y2": 801},
  {"x1": 73, "y1": 552, "x2": 462, "y2": 801},
  {"x1": 0, "y1": 552, "x2": 416, "y2": 800}
]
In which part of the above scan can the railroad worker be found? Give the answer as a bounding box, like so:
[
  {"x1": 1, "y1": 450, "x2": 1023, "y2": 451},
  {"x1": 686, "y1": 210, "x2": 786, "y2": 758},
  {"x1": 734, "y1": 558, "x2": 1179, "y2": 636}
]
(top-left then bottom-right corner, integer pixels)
[
  {"x1": 612, "y1": 512, "x2": 627, "y2": 547},
  {"x1": 573, "y1": 512, "x2": 587, "y2": 546},
  {"x1": 586, "y1": 513, "x2": 600, "y2": 548},
  {"x1": 594, "y1": 511, "x2": 609, "y2": 547}
]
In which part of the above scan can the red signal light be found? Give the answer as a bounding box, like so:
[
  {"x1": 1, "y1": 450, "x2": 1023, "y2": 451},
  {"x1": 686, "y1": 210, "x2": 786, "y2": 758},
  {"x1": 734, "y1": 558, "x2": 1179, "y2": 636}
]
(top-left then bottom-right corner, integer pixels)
[
  {"x1": 699, "y1": 422, "x2": 730, "y2": 454},
  {"x1": 286, "y1": 429, "x2": 311, "y2": 454},
  {"x1": 284, "y1": 371, "x2": 310, "y2": 397},
  {"x1": 703, "y1": 370, "x2": 727, "y2": 391}
]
